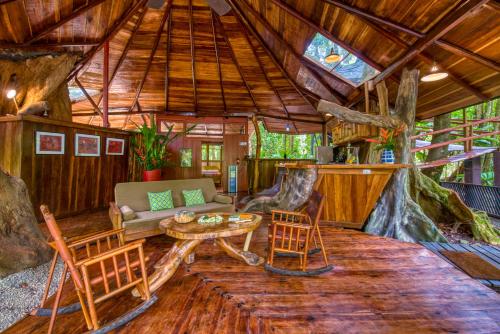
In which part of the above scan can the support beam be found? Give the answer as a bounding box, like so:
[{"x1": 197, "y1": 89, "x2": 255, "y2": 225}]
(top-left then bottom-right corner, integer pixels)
[
  {"x1": 233, "y1": 10, "x2": 298, "y2": 133},
  {"x1": 27, "y1": 0, "x2": 106, "y2": 44},
  {"x1": 74, "y1": 77, "x2": 103, "y2": 118},
  {"x1": 494, "y1": 150, "x2": 500, "y2": 187},
  {"x1": 165, "y1": 11, "x2": 172, "y2": 113},
  {"x1": 129, "y1": 1, "x2": 171, "y2": 112},
  {"x1": 324, "y1": 0, "x2": 500, "y2": 72},
  {"x1": 188, "y1": 0, "x2": 197, "y2": 113},
  {"x1": 268, "y1": 0, "x2": 383, "y2": 72},
  {"x1": 251, "y1": 114, "x2": 261, "y2": 194},
  {"x1": 374, "y1": 0, "x2": 491, "y2": 85},
  {"x1": 0, "y1": 41, "x2": 99, "y2": 49},
  {"x1": 67, "y1": 0, "x2": 148, "y2": 81},
  {"x1": 258, "y1": 113, "x2": 324, "y2": 124},
  {"x1": 230, "y1": 0, "x2": 347, "y2": 106},
  {"x1": 214, "y1": 12, "x2": 260, "y2": 113},
  {"x1": 211, "y1": 10, "x2": 227, "y2": 116},
  {"x1": 102, "y1": 41, "x2": 110, "y2": 128}
]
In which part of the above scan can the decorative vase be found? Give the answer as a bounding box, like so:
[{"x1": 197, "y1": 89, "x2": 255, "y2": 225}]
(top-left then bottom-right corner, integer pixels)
[
  {"x1": 380, "y1": 149, "x2": 395, "y2": 164},
  {"x1": 143, "y1": 169, "x2": 161, "y2": 181}
]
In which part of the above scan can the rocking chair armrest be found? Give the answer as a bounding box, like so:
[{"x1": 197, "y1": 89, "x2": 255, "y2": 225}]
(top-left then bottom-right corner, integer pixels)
[
  {"x1": 68, "y1": 229, "x2": 126, "y2": 249},
  {"x1": 109, "y1": 202, "x2": 123, "y2": 230},
  {"x1": 272, "y1": 220, "x2": 312, "y2": 230},
  {"x1": 76, "y1": 239, "x2": 146, "y2": 267}
]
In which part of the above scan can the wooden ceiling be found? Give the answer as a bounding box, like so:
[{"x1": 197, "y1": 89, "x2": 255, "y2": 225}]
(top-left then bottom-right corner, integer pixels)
[{"x1": 0, "y1": 0, "x2": 499, "y2": 133}]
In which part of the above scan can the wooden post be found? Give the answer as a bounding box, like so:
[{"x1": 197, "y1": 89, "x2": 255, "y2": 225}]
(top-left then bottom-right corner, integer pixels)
[
  {"x1": 252, "y1": 115, "x2": 261, "y2": 193},
  {"x1": 103, "y1": 41, "x2": 110, "y2": 128},
  {"x1": 364, "y1": 82, "x2": 370, "y2": 114},
  {"x1": 322, "y1": 123, "x2": 328, "y2": 146},
  {"x1": 494, "y1": 150, "x2": 500, "y2": 187},
  {"x1": 464, "y1": 157, "x2": 482, "y2": 185}
]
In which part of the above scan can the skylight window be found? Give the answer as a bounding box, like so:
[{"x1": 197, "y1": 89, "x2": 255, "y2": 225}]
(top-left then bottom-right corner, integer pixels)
[
  {"x1": 68, "y1": 86, "x2": 100, "y2": 103},
  {"x1": 304, "y1": 33, "x2": 379, "y2": 86}
]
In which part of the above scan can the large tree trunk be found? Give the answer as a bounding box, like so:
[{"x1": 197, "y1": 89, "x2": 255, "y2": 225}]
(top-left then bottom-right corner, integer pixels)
[
  {"x1": 0, "y1": 169, "x2": 52, "y2": 278},
  {"x1": 364, "y1": 69, "x2": 446, "y2": 242},
  {"x1": 422, "y1": 113, "x2": 451, "y2": 182}
]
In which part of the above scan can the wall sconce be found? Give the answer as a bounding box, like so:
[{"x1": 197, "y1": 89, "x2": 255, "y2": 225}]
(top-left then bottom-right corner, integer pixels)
[{"x1": 6, "y1": 74, "x2": 19, "y2": 111}]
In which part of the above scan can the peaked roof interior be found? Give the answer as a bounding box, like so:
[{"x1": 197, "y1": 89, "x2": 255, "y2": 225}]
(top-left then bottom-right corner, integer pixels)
[{"x1": 0, "y1": 0, "x2": 499, "y2": 133}]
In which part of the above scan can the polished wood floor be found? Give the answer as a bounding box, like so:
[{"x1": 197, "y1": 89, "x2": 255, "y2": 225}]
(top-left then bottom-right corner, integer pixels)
[{"x1": 6, "y1": 211, "x2": 500, "y2": 334}]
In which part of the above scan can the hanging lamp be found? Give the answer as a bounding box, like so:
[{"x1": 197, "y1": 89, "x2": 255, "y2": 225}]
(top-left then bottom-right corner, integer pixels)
[
  {"x1": 421, "y1": 62, "x2": 448, "y2": 82},
  {"x1": 325, "y1": 48, "x2": 341, "y2": 64}
]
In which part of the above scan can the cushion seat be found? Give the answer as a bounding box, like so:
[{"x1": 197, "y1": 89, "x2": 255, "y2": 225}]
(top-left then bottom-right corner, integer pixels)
[{"x1": 123, "y1": 201, "x2": 234, "y2": 235}]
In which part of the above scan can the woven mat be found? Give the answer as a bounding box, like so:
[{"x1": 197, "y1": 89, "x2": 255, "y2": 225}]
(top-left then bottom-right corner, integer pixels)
[{"x1": 440, "y1": 251, "x2": 500, "y2": 280}]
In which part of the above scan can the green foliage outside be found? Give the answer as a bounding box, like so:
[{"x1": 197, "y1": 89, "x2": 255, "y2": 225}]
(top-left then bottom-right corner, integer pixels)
[
  {"x1": 415, "y1": 98, "x2": 499, "y2": 185},
  {"x1": 249, "y1": 122, "x2": 321, "y2": 159}
]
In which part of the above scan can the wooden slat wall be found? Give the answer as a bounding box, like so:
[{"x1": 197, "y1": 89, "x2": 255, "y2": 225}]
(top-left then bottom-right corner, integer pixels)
[
  {"x1": 0, "y1": 118, "x2": 22, "y2": 175},
  {"x1": 247, "y1": 158, "x2": 316, "y2": 190},
  {"x1": 0, "y1": 116, "x2": 130, "y2": 220}
]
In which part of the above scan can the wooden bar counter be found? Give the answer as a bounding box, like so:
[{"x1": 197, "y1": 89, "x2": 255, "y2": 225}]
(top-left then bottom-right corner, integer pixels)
[{"x1": 283, "y1": 164, "x2": 409, "y2": 229}]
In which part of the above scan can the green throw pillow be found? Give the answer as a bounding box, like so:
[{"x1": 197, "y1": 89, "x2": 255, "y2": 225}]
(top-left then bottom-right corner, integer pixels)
[
  {"x1": 148, "y1": 190, "x2": 174, "y2": 211},
  {"x1": 183, "y1": 189, "x2": 206, "y2": 207}
]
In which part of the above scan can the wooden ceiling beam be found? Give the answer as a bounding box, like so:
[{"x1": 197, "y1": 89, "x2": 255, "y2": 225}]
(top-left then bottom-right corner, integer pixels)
[
  {"x1": 67, "y1": 0, "x2": 148, "y2": 82},
  {"x1": 213, "y1": 12, "x2": 260, "y2": 114},
  {"x1": 230, "y1": 0, "x2": 347, "y2": 106},
  {"x1": 0, "y1": 41, "x2": 99, "y2": 48},
  {"x1": 128, "y1": 1, "x2": 172, "y2": 113},
  {"x1": 165, "y1": 12, "x2": 172, "y2": 112},
  {"x1": 74, "y1": 77, "x2": 103, "y2": 118},
  {"x1": 268, "y1": 0, "x2": 383, "y2": 72},
  {"x1": 27, "y1": 0, "x2": 107, "y2": 44},
  {"x1": 258, "y1": 114, "x2": 324, "y2": 125},
  {"x1": 95, "y1": 7, "x2": 148, "y2": 108},
  {"x1": 210, "y1": 10, "x2": 227, "y2": 116},
  {"x1": 374, "y1": 0, "x2": 491, "y2": 85},
  {"x1": 0, "y1": 0, "x2": 17, "y2": 5},
  {"x1": 324, "y1": 0, "x2": 500, "y2": 73},
  {"x1": 231, "y1": 9, "x2": 298, "y2": 132},
  {"x1": 188, "y1": 0, "x2": 197, "y2": 114}
]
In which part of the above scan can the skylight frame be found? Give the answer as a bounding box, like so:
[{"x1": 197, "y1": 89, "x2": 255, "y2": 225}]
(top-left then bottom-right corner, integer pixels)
[{"x1": 304, "y1": 33, "x2": 379, "y2": 87}]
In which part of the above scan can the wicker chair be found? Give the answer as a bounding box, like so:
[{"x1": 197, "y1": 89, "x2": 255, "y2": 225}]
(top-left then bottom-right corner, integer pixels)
[
  {"x1": 265, "y1": 191, "x2": 333, "y2": 276},
  {"x1": 33, "y1": 205, "x2": 157, "y2": 333}
]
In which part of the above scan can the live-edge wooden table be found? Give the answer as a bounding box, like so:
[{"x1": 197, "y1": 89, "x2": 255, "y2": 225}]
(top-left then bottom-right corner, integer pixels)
[{"x1": 134, "y1": 213, "x2": 264, "y2": 295}]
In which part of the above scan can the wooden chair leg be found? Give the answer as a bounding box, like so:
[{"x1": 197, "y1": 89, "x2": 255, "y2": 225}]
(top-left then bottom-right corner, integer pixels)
[
  {"x1": 76, "y1": 290, "x2": 93, "y2": 331},
  {"x1": 268, "y1": 225, "x2": 277, "y2": 266},
  {"x1": 81, "y1": 266, "x2": 99, "y2": 330},
  {"x1": 315, "y1": 224, "x2": 329, "y2": 266},
  {"x1": 40, "y1": 250, "x2": 59, "y2": 309},
  {"x1": 243, "y1": 231, "x2": 253, "y2": 252},
  {"x1": 47, "y1": 264, "x2": 68, "y2": 334},
  {"x1": 302, "y1": 231, "x2": 310, "y2": 272}
]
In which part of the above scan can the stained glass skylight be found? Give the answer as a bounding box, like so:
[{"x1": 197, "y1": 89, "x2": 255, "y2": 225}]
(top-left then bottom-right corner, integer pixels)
[{"x1": 304, "y1": 33, "x2": 379, "y2": 86}]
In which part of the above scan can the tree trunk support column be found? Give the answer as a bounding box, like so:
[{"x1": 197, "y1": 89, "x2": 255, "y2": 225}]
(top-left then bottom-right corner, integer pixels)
[{"x1": 494, "y1": 150, "x2": 500, "y2": 187}]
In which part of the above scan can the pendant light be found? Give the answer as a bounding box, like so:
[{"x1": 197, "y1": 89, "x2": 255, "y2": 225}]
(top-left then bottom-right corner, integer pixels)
[
  {"x1": 421, "y1": 62, "x2": 448, "y2": 82},
  {"x1": 285, "y1": 123, "x2": 291, "y2": 132},
  {"x1": 6, "y1": 74, "x2": 17, "y2": 99},
  {"x1": 325, "y1": 48, "x2": 341, "y2": 64}
]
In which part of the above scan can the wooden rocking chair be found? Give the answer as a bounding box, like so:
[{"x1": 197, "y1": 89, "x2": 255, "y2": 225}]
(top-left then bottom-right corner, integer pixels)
[
  {"x1": 33, "y1": 205, "x2": 157, "y2": 334},
  {"x1": 265, "y1": 191, "x2": 333, "y2": 276}
]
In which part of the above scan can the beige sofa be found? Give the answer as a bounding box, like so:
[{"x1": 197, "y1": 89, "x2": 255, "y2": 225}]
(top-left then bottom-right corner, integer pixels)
[{"x1": 109, "y1": 178, "x2": 235, "y2": 241}]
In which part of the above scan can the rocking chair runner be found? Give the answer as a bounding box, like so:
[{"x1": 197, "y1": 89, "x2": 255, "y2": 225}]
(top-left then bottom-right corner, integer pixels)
[
  {"x1": 265, "y1": 191, "x2": 333, "y2": 276},
  {"x1": 35, "y1": 205, "x2": 157, "y2": 334}
]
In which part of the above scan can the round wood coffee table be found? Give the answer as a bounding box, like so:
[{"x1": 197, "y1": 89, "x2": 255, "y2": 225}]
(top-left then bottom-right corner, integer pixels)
[{"x1": 139, "y1": 213, "x2": 264, "y2": 295}]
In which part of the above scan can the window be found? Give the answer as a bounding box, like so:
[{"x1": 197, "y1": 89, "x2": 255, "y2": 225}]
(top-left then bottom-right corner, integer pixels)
[
  {"x1": 304, "y1": 33, "x2": 379, "y2": 86},
  {"x1": 180, "y1": 148, "x2": 192, "y2": 167},
  {"x1": 68, "y1": 86, "x2": 100, "y2": 103},
  {"x1": 201, "y1": 143, "x2": 223, "y2": 173}
]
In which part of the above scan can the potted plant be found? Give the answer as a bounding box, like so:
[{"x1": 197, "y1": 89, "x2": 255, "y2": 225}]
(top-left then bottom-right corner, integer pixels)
[
  {"x1": 131, "y1": 120, "x2": 191, "y2": 181},
  {"x1": 365, "y1": 125, "x2": 404, "y2": 164}
]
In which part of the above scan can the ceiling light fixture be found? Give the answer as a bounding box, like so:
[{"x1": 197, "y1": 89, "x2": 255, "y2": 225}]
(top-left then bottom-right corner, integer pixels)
[
  {"x1": 285, "y1": 124, "x2": 290, "y2": 132},
  {"x1": 421, "y1": 62, "x2": 448, "y2": 82},
  {"x1": 325, "y1": 48, "x2": 341, "y2": 64}
]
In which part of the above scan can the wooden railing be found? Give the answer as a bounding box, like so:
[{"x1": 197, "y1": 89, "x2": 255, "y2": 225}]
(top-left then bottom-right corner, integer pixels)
[
  {"x1": 411, "y1": 116, "x2": 500, "y2": 153},
  {"x1": 247, "y1": 158, "x2": 316, "y2": 190}
]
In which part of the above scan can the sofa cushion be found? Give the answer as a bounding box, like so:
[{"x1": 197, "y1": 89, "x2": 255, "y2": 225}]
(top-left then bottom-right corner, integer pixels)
[
  {"x1": 183, "y1": 189, "x2": 206, "y2": 207},
  {"x1": 147, "y1": 190, "x2": 174, "y2": 211},
  {"x1": 119, "y1": 205, "x2": 136, "y2": 221},
  {"x1": 122, "y1": 202, "x2": 235, "y2": 232},
  {"x1": 214, "y1": 194, "x2": 232, "y2": 204},
  {"x1": 115, "y1": 178, "x2": 218, "y2": 211}
]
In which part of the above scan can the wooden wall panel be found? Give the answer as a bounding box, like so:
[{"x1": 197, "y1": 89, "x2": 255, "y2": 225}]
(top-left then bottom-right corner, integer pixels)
[
  {"x1": 0, "y1": 118, "x2": 22, "y2": 176},
  {"x1": 0, "y1": 115, "x2": 130, "y2": 220}
]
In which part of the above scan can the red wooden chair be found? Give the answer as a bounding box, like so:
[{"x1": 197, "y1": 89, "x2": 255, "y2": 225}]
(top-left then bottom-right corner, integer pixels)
[
  {"x1": 265, "y1": 191, "x2": 333, "y2": 276},
  {"x1": 33, "y1": 205, "x2": 157, "y2": 333}
]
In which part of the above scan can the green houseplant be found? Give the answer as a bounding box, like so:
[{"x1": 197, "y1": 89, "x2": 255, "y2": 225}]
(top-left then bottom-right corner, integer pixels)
[
  {"x1": 131, "y1": 120, "x2": 191, "y2": 181},
  {"x1": 365, "y1": 125, "x2": 404, "y2": 164}
]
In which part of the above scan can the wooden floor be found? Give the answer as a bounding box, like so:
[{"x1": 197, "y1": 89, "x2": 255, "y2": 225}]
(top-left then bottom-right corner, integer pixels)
[{"x1": 6, "y1": 211, "x2": 500, "y2": 334}]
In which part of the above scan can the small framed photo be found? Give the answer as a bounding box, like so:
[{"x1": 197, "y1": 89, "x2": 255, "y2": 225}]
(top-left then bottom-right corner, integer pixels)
[
  {"x1": 36, "y1": 131, "x2": 65, "y2": 155},
  {"x1": 75, "y1": 133, "x2": 100, "y2": 157},
  {"x1": 106, "y1": 138, "x2": 125, "y2": 155}
]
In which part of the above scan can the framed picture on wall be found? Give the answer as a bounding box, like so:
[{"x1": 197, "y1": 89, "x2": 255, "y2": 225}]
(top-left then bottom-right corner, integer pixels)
[
  {"x1": 106, "y1": 138, "x2": 125, "y2": 155},
  {"x1": 180, "y1": 148, "x2": 192, "y2": 167},
  {"x1": 35, "y1": 131, "x2": 65, "y2": 155},
  {"x1": 75, "y1": 133, "x2": 100, "y2": 157}
]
